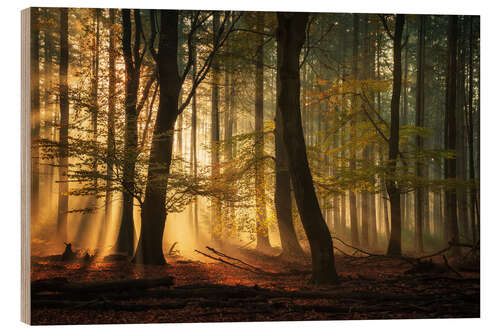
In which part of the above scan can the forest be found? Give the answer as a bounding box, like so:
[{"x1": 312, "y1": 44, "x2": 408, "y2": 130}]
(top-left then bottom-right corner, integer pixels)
[{"x1": 29, "y1": 8, "x2": 480, "y2": 324}]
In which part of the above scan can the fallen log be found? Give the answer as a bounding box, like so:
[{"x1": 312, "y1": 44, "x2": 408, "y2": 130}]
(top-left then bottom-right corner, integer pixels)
[
  {"x1": 32, "y1": 276, "x2": 174, "y2": 295},
  {"x1": 32, "y1": 299, "x2": 188, "y2": 311},
  {"x1": 31, "y1": 282, "x2": 478, "y2": 309}
]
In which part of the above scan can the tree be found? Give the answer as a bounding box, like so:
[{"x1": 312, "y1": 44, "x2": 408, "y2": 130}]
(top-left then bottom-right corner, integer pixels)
[
  {"x1": 133, "y1": 10, "x2": 240, "y2": 264},
  {"x1": 383, "y1": 14, "x2": 405, "y2": 256},
  {"x1": 274, "y1": 64, "x2": 305, "y2": 258},
  {"x1": 466, "y1": 16, "x2": 479, "y2": 242},
  {"x1": 276, "y1": 12, "x2": 338, "y2": 284},
  {"x1": 100, "y1": 8, "x2": 117, "y2": 249},
  {"x1": 114, "y1": 9, "x2": 144, "y2": 256},
  {"x1": 57, "y1": 8, "x2": 69, "y2": 242},
  {"x1": 349, "y1": 13, "x2": 360, "y2": 247},
  {"x1": 254, "y1": 12, "x2": 271, "y2": 251},
  {"x1": 31, "y1": 8, "x2": 40, "y2": 226},
  {"x1": 444, "y1": 15, "x2": 459, "y2": 255},
  {"x1": 133, "y1": 10, "x2": 180, "y2": 265},
  {"x1": 191, "y1": 44, "x2": 199, "y2": 240},
  {"x1": 211, "y1": 12, "x2": 222, "y2": 242},
  {"x1": 414, "y1": 15, "x2": 426, "y2": 253}
]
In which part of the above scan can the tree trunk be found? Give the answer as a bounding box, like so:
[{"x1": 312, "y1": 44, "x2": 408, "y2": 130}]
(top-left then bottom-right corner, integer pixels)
[
  {"x1": 132, "y1": 10, "x2": 180, "y2": 265},
  {"x1": 360, "y1": 15, "x2": 370, "y2": 248},
  {"x1": 31, "y1": 8, "x2": 40, "y2": 227},
  {"x1": 385, "y1": 14, "x2": 405, "y2": 256},
  {"x1": 191, "y1": 45, "x2": 199, "y2": 241},
  {"x1": 444, "y1": 15, "x2": 459, "y2": 256},
  {"x1": 223, "y1": 42, "x2": 236, "y2": 239},
  {"x1": 255, "y1": 12, "x2": 271, "y2": 251},
  {"x1": 276, "y1": 12, "x2": 338, "y2": 284},
  {"x1": 275, "y1": 70, "x2": 305, "y2": 258},
  {"x1": 210, "y1": 11, "x2": 222, "y2": 242},
  {"x1": 466, "y1": 17, "x2": 478, "y2": 243},
  {"x1": 414, "y1": 15, "x2": 425, "y2": 254},
  {"x1": 349, "y1": 13, "x2": 360, "y2": 247},
  {"x1": 43, "y1": 14, "x2": 54, "y2": 211},
  {"x1": 456, "y1": 19, "x2": 469, "y2": 242},
  {"x1": 101, "y1": 8, "x2": 116, "y2": 250},
  {"x1": 92, "y1": 9, "x2": 100, "y2": 191},
  {"x1": 57, "y1": 8, "x2": 69, "y2": 242},
  {"x1": 115, "y1": 9, "x2": 142, "y2": 256}
]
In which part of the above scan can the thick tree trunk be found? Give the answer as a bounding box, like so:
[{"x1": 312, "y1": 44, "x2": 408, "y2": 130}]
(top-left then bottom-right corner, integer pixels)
[
  {"x1": 57, "y1": 8, "x2": 69, "y2": 242},
  {"x1": 385, "y1": 14, "x2": 405, "y2": 256},
  {"x1": 276, "y1": 12, "x2": 338, "y2": 284},
  {"x1": 414, "y1": 15, "x2": 425, "y2": 254},
  {"x1": 275, "y1": 72, "x2": 305, "y2": 258},
  {"x1": 31, "y1": 8, "x2": 40, "y2": 226},
  {"x1": 115, "y1": 9, "x2": 142, "y2": 256},
  {"x1": 444, "y1": 15, "x2": 459, "y2": 256},
  {"x1": 133, "y1": 10, "x2": 180, "y2": 265},
  {"x1": 255, "y1": 12, "x2": 271, "y2": 251}
]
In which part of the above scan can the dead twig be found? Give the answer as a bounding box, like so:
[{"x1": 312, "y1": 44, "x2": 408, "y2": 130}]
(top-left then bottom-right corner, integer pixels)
[{"x1": 168, "y1": 242, "x2": 179, "y2": 255}]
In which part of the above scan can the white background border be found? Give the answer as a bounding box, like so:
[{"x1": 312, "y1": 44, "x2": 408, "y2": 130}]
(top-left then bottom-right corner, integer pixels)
[{"x1": 2, "y1": 0, "x2": 497, "y2": 331}]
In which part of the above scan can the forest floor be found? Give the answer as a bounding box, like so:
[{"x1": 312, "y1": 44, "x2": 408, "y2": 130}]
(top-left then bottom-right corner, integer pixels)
[{"x1": 30, "y1": 244, "x2": 480, "y2": 325}]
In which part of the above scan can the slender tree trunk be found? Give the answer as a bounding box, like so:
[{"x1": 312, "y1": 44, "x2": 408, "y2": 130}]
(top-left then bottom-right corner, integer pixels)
[
  {"x1": 360, "y1": 15, "x2": 370, "y2": 248},
  {"x1": 255, "y1": 12, "x2": 271, "y2": 251},
  {"x1": 31, "y1": 8, "x2": 40, "y2": 226},
  {"x1": 467, "y1": 17, "x2": 478, "y2": 243},
  {"x1": 401, "y1": 23, "x2": 409, "y2": 226},
  {"x1": 191, "y1": 46, "x2": 199, "y2": 241},
  {"x1": 43, "y1": 16, "x2": 54, "y2": 210},
  {"x1": 276, "y1": 12, "x2": 338, "y2": 284},
  {"x1": 385, "y1": 14, "x2": 405, "y2": 256},
  {"x1": 456, "y1": 19, "x2": 469, "y2": 242},
  {"x1": 115, "y1": 9, "x2": 142, "y2": 256},
  {"x1": 57, "y1": 8, "x2": 69, "y2": 242},
  {"x1": 349, "y1": 13, "x2": 360, "y2": 247},
  {"x1": 100, "y1": 9, "x2": 116, "y2": 250},
  {"x1": 92, "y1": 9, "x2": 100, "y2": 191},
  {"x1": 414, "y1": 15, "x2": 425, "y2": 254},
  {"x1": 444, "y1": 15, "x2": 459, "y2": 256},
  {"x1": 133, "y1": 10, "x2": 180, "y2": 265},
  {"x1": 210, "y1": 12, "x2": 222, "y2": 242},
  {"x1": 223, "y1": 43, "x2": 236, "y2": 239}
]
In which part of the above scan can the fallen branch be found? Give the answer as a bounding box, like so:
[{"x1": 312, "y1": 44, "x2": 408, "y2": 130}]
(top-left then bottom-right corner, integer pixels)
[
  {"x1": 206, "y1": 246, "x2": 267, "y2": 273},
  {"x1": 332, "y1": 236, "x2": 477, "y2": 270},
  {"x1": 195, "y1": 249, "x2": 262, "y2": 274}
]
